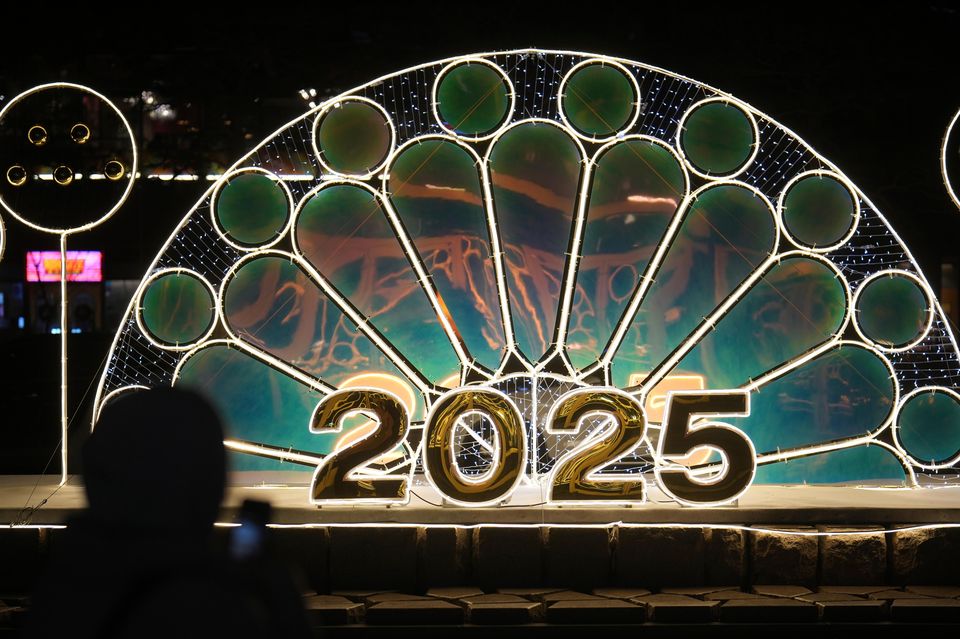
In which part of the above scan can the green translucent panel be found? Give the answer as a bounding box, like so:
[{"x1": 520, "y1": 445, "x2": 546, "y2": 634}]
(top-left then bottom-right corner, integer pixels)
[
  {"x1": 141, "y1": 272, "x2": 213, "y2": 345},
  {"x1": 223, "y1": 255, "x2": 424, "y2": 418},
  {"x1": 856, "y1": 275, "x2": 929, "y2": 348},
  {"x1": 782, "y1": 175, "x2": 856, "y2": 248},
  {"x1": 488, "y1": 123, "x2": 582, "y2": 363},
  {"x1": 680, "y1": 102, "x2": 755, "y2": 175},
  {"x1": 729, "y1": 345, "x2": 894, "y2": 454},
  {"x1": 295, "y1": 185, "x2": 459, "y2": 384},
  {"x1": 755, "y1": 445, "x2": 906, "y2": 485},
  {"x1": 389, "y1": 140, "x2": 505, "y2": 371},
  {"x1": 215, "y1": 172, "x2": 289, "y2": 246},
  {"x1": 562, "y1": 64, "x2": 635, "y2": 137},
  {"x1": 898, "y1": 390, "x2": 960, "y2": 464},
  {"x1": 674, "y1": 257, "x2": 846, "y2": 389},
  {"x1": 316, "y1": 101, "x2": 391, "y2": 174},
  {"x1": 612, "y1": 184, "x2": 776, "y2": 387},
  {"x1": 567, "y1": 140, "x2": 685, "y2": 368},
  {"x1": 436, "y1": 63, "x2": 510, "y2": 136},
  {"x1": 176, "y1": 345, "x2": 333, "y2": 472}
]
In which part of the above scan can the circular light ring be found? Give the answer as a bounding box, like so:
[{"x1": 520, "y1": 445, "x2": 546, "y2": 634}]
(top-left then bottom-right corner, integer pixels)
[
  {"x1": 893, "y1": 386, "x2": 960, "y2": 470},
  {"x1": 557, "y1": 58, "x2": 641, "y2": 143},
  {"x1": 135, "y1": 267, "x2": 220, "y2": 351},
  {"x1": 676, "y1": 96, "x2": 760, "y2": 180},
  {"x1": 27, "y1": 125, "x2": 47, "y2": 146},
  {"x1": 53, "y1": 165, "x2": 74, "y2": 186},
  {"x1": 777, "y1": 169, "x2": 861, "y2": 252},
  {"x1": 71, "y1": 123, "x2": 90, "y2": 144},
  {"x1": 851, "y1": 269, "x2": 934, "y2": 353},
  {"x1": 6, "y1": 165, "x2": 27, "y2": 187},
  {"x1": 432, "y1": 57, "x2": 516, "y2": 142},
  {"x1": 589, "y1": 133, "x2": 692, "y2": 199},
  {"x1": 104, "y1": 160, "x2": 125, "y2": 181},
  {"x1": 942, "y1": 107, "x2": 960, "y2": 213},
  {"x1": 310, "y1": 96, "x2": 396, "y2": 180},
  {"x1": 0, "y1": 82, "x2": 139, "y2": 235},
  {"x1": 209, "y1": 167, "x2": 294, "y2": 251}
]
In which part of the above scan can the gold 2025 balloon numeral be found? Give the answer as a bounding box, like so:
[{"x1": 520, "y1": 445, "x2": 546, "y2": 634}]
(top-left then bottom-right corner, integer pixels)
[{"x1": 308, "y1": 387, "x2": 755, "y2": 507}]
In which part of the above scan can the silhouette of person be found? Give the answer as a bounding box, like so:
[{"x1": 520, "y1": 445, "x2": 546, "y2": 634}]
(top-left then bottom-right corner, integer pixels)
[{"x1": 26, "y1": 387, "x2": 310, "y2": 638}]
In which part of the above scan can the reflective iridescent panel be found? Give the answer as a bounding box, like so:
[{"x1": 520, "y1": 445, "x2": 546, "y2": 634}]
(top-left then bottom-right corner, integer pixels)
[
  {"x1": 567, "y1": 140, "x2": 685, "y2": 368},
  {"x1": 897, "y1": 389, "x2": 960, "y2": 464},
  {"x1": 436, "y1": 64, "x2": 510, "y2": 136},
  {"x1": 613, "y1": 183, "x2": 776, "y2": 387},
  {"x1": 176, "y1": 344, "x2": 330, "y2": 471},
  {"x1": 781, "y1": 174, "x2": 856, "y2": 248},
  {"x1": 680, "y1": 101, "x2": 755, "y2": 175},
  {"x1": 562, "y1": 64, "x2": 635, "y2": 137},
  {"x1": 295, "y1": 184, "x2": 459, "y2": 384},
  {"x1": 728, "y1": 345, "x2": 894, "y2": 454},
  {"x1": 673, "y1": 257, "x2": 847, "y2": 389},
  {"x1": 316, "y1": 101, "x2": 391, "y2": 175},
  {"x1": 215, "y1": 172, "x2": 289, "y2": 246},
  {"x1": 389, "y1": 139, "x2": 505, "y2": 371},
  {"x1": 856, "y1": 274, "x2": 929, "y2": 348},
  {"x1": 755, "y1": 445, "x2": 906, "y2": 485},
  {"x1": 141, "y1": 272, "x2": 213, "y2": 345},
  {"x1": 223, "y1": 255, "x2": 423, "y2": 417},
  {"x1": 489, "y1": 123, "x2": 582, "y2": 362}
]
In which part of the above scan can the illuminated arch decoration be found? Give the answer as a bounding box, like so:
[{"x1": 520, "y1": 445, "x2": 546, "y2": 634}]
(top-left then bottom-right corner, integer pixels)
[{"x1": 94, "y1": 50, "x2": 960, "y2": 508}]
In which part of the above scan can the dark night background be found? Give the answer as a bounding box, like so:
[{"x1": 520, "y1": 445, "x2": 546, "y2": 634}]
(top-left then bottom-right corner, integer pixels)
[{"x1": 0, "y1": 3, "x2": 958, "y2": 474}]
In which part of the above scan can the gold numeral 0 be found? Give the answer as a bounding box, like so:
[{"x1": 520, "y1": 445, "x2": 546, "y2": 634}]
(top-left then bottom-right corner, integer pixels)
[{"x1": 423, "y1": 387, "x2": 526, "y2": 506}]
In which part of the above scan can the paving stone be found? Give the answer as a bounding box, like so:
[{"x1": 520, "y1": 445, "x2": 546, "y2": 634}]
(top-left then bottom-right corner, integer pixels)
[
  {"x1": 332, "y1": 589, "x2": 393, "y2": 602},
  {"x1": 615, "y1": 527, "x2": 705, "y2": 587},
  {"x1": 426, "y1": 586, "x2": 484, "y2": 601},
  {"x1": 545, "y1": 527, "x2": 611, "y2": 589},
  {"x1": 752, "y1": 585, "x2": 811, "y2": 598},
  {"x1": 0, "y1": 529, "x2": 40, "y2": 592},
  {"x1": 302, "y1": 595, "x2": 364, "y2": 625},
  {"x1": 366, "y1": 600, "x2": 465, "y2": 625},
  {"x1": 542, "y1": 590, "x2": 603, "y2": 602},
  {"x1": 891, "y1": 598, "x2": 960, "y2": 622},
  {"x1": 468, "y1": 602, "x2": 541, "y2": 625},
  {"x1": 795, "y1": 592, "x2": 865, "y2": 603},
  {"x1": 820, "y1": 527, "x2": 886, "y2": 585},
  {"x1": 497, "y1": 587, "x2": 564, "y2": 600},
  {"x1": 547, "y1": 599, "x2": 646, "y2": 624},
  {"x1": 868, "y1": 589, "x2": 933, "y2": 601},
  {"x1": 463, "y1": 594, "x2": 531, "y2": 605},
  {"x1": 719, "y1": 598, "x2": 817, "y2": 623},
  {"x1": 661, "y1": 586, "x2": 734, "y2": 596},
  {"x1": 592, "y1": 587, "x2": 651, "y2": 600},
  {"x1": 329, "y1": 527, "x2": 416, "y2": 591},
  {"x1": 748, "y1": 527, "x2": 817, "y2": 586},
  {"x1": 817, "y1": 600, "x2": 889, "y2": 622},
  {"x1": 892, "y1": 526, "x2": 960, "y2": 585},
  {"x1": 270, "y1": 527, "x2": 330, "y2": 594},
  {"x1": 706, "y1": 528, "x2": 745, "y2": 586},
  {"x1": 474, "y1": 527, "x2": 543, "y2": 589},
  {"x1": 635, "y1": 595, "x2": 719, "y2": 622},
  {"x1": 365, "y1": 592, "x2": 432, "y2": 604},
  {"x1": 418, "y1": 526, "x2": 470, "y2": 588},
  {"x1": 703, "y1": 590, "x2": 767, "y2": 601},
  {"x1": 818, "y1": 585, "x2": 890, "y2": 595},
  {"x1": 905, "y1": 585, "x2": 960, "y2": 598}
]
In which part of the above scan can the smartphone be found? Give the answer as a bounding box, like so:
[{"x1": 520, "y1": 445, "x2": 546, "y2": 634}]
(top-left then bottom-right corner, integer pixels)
[{"x1": 230, "y1": 499, "x2": 271, "y2": 561}]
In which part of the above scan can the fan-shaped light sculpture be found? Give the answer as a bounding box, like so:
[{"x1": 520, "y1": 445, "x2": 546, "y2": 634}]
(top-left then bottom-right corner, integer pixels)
[{"x1": 94, "y1": 50, "x2": 960, "y2": 509}]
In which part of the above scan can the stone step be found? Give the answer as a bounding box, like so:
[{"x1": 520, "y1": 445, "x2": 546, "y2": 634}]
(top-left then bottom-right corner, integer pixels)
[
  {"x1": 719, "y1": 599, "x2": 818, "y2": 623},
  {"x1": 546, "y1": 599, "x2": 646, "y2": 624},
  {"x1": 366, "y1": 600, "x2": 465, "y2": 625}
]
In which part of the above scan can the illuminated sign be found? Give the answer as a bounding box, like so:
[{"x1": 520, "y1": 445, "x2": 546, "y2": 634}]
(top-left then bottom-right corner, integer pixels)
[
  {"x1": 26, "y1": 250, "x2": 103, "y2": 282},
  {"x1": 94, "y1": 51, "x2": 960, "y2": 513}
]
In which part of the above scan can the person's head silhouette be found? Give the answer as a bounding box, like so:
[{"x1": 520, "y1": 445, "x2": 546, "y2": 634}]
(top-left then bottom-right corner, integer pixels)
[{"x1": 84, "y1": 387, "x2": 226, "y2": 535}]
